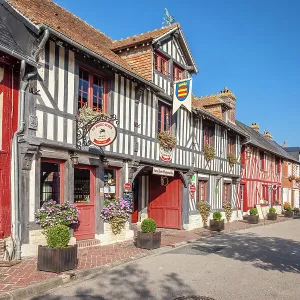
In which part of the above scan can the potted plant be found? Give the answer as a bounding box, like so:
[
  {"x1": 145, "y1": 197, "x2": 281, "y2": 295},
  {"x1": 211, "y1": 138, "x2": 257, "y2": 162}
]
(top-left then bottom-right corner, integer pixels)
[
  {"x1": 136, "y1": 218, "x2": 161, "y2": 250},
  {"x1": 267, "y1": 207, "x2": 277, "y2": 221},
  {"x1": 37, "y1": 225, "x2": 78, "y2": 273},
  {"x1": 283, "y1": 202, "x2": 293, "y2": 218},
  {"x1": 100, "y1": 198, "x2": 131, "y2": 235},
  {"x1": 209, "y1": 211, "x2": 224, "y2": 231},
  {"x1": 293, "y1": 207, "x2": 300, "y2": 216},
  {"x1": 157, "y1": 131, "x2": 177, "y2": 149},
  {"x1": 222, "y1": 201, "x2": 232, "y2": 223},
  {"x1": 248, "y1": 208, "x2": 259, "y2": 224},
  {"x1": 197, "y1": 201, "x2": 211, "y2": 227},
  {"x1": 204, "y1": 144, "x2": 215, "y2": 161},
  {"x1": 227, "y1": 153, "x2": 238, "y2": 167},
  {"x1": 35, "y1": 200, "x2": 79, "y2": 273}
]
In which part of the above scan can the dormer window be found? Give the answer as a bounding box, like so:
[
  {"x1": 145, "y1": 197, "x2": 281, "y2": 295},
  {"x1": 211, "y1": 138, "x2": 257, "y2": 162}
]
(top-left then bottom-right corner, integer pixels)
[
  {"x1": 154, "y1": 52, "x2": 169, "y2": 76},
  {"x1": 173, "y1": 64, "x2": 184, "y2": 81}
]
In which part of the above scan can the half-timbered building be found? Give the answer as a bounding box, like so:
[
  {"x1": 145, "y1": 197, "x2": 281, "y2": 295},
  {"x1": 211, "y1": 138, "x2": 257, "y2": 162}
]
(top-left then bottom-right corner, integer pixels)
[
  {"x1": 2, "y1": 0, "x2": 249, "y2": 256},
  {"x1": 236, "y1": 122, "x2": 300, "y2": 214}
]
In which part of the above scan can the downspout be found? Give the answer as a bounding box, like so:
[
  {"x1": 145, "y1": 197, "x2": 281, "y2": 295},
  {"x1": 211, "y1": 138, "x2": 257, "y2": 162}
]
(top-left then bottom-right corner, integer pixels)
[{"x1": 12, "y1": 29, "x2": 49, "y2": 260}]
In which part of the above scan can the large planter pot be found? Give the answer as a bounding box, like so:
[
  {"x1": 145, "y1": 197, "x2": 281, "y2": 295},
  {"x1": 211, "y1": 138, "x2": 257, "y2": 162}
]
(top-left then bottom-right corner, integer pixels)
[
  {"x1": 37, "y1": 245, "x2": 77, "y2": 273},
  {"x1": 248, "y1": 215, "x2": 259, "y2": 224},
  {"x1": 285, "y1": 211, "x2": 293, "y2": 218},
  {"x1": 136, "y1": 231, "x2": 161, "y2": 250},
  {"x1": 267, "y1": 213, "x2": 277, "y2": 221},
  {"x1": 209, "y1": 219, "x2": 225, "y2": 232}
]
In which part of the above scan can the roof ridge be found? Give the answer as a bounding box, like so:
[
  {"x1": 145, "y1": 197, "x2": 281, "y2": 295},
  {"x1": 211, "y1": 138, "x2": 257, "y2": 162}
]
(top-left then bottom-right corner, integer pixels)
[{"x1": 112, "y1": 23, "x2": 179, "y2": 43}]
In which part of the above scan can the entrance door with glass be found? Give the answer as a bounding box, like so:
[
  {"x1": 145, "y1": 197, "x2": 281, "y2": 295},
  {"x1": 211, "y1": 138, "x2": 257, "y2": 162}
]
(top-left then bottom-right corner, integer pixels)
[{"x1": 74, "y1": 166, "x2": 95, "y2": 240}]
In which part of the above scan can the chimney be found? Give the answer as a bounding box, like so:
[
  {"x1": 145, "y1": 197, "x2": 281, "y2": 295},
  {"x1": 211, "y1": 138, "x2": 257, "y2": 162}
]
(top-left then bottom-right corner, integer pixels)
[
  {"x1": 218, "y1": 87, "x2": 236, "y2": 123},
  {"x1": 283, "y1": 141, "x2": 287, "y2": 147},
  {"x1": 250, "y1": 123, "x2": 259, "y2": 132},
  {"x1": 263, "y1": 130, "x2": 273, "y2": 140}
]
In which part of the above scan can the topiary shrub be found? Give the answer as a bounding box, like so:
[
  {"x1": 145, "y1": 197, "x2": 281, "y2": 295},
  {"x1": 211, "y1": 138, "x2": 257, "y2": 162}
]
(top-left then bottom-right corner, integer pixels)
[
  {"x1": 269, "y1": 207, "x2": 276, "y2": 214},
  {"x1": 222, "y1": 201, "x2": 232, "y2": 222},
  {"x1": 250, "y1": 208, "x2": 258, "y2": 216},
  {"x1": 213, "y1": 211, "x2": 222, "y2": 221},
  {"x1": 141, "y1": 218, "x2": 156, "y2": 233},
  {"x1": 46, "y1": 225, "x2": 70, "y2": 248},
  {"x1": 197, "y1": 201, "x2": 211, "y2": 226}
]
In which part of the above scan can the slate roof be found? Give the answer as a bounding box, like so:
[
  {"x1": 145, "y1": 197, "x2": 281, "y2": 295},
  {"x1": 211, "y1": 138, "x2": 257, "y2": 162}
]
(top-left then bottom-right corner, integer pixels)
[
  {"x1": 6, "y1": 0, "x2": 152, "y2": 80},
  {"x1": 236, "y1": 121, "x2": 299, "y2": 162},
  {"x1": 283, "y1": 147, "x2": 300, "y2": 161},
  {"x1": 111, "y1": 23, "x2": 179, "y2": 50}
]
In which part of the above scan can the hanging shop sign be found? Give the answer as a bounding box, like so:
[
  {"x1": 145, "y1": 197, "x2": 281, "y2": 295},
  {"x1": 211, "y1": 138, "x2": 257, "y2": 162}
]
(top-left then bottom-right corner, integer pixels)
[
  {"x1": 172, "y1": 78, "x2": 192, "y2": 114},
  {"x1": 124, "y1": 183, "x2": 132, "y2": 191},
  {"x1": 189, "y1": 185, "x2": 196, "y2": 193},
  {"x1": 89, "y1": 121, "x2": 117, "y2": 147},
  {"x1": 159, "y1": 146, "x2": 173, "y2": 162},
  {"x1": 153, "y1": 166, "x2": 174, "y2": 177}
]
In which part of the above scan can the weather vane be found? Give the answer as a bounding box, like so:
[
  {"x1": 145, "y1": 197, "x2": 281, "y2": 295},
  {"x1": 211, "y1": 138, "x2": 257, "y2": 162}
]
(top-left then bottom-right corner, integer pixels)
[{"x1": 163, "y1": 8, "x2": 176, "y2": 26}]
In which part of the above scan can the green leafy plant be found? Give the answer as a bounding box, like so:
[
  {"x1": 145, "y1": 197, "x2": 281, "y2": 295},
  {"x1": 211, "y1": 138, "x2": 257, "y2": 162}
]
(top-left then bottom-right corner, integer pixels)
[
  {"x1": 227, "y1": 153, "x2": 238, "y2": 167},
  {"x1": 222, "y1": 201, "x2": 232, "y2": 222},
  {"x1": 197, "y1": 201, "x2": 211, "y2": 226},
  {"x1": 157, "y1": 131, "x2": 177, "y2": 148},
  {"x1": 213, "y1": 211, "x2": 222, "y2": 221},
  {"x1": 204, "y1": 144, "x2": 215, "y2": 161},
  {"x1": 141, "y1": 218, "x2": 157, "y2": 233},
  {"x1": 250, "y1": 208, "x2": 258, "y2": 216},
  {"x1": 46, "y1": 225, "x2": 70, "y2": 248},
  {"x1": 269, "y1": 207, "x2": 276, "y2": 214}
]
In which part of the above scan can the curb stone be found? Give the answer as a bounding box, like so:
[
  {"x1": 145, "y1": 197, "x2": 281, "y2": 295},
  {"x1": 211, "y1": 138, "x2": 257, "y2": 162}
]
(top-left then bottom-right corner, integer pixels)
[{"x1": 0, "y1": 217, "x2": 292, "y2": 300}]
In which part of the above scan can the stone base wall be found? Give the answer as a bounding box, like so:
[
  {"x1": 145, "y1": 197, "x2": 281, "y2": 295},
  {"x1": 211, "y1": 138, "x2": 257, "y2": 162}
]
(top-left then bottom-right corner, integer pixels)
[
  {"x1": 95, "y1": 222, "x2": 134, "y2": 245},
  {"x1": 184, "y1": 210, "x2": 243, "y2": 231},
  {"x1": 21, "y1": 229, "x2": 76, "y2": 257}
]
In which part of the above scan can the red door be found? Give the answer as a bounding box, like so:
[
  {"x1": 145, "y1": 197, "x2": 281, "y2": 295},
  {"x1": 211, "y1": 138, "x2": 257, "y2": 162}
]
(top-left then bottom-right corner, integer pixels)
[
  {"x1": 149, "y1": 175, "x2": 182, "y2": 229},
  {"x1": 74, "y1": 166, "x2": 96, "y2": 240},
  {"x1": 0, "y1": 64, "x2": 18, "y2": 236}
]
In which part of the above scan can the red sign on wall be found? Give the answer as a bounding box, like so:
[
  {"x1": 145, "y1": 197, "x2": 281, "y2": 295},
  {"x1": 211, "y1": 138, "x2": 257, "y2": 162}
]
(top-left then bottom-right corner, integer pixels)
[
  {"x1": 190, "y1": 192, "x2": 195, "y2": 199},
  {"x1": 124, "y1": 183, "x2": 132, "y2": 191},
  {"x1": 189, "y1": 185, "x2": 196, "y2": 193}
]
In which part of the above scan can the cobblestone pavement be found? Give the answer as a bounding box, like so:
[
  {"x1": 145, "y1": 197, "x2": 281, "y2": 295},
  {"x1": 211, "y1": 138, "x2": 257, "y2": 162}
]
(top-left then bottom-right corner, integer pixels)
[{"x1": 0, "y1": 216, "x2": 289, "y2": 295}]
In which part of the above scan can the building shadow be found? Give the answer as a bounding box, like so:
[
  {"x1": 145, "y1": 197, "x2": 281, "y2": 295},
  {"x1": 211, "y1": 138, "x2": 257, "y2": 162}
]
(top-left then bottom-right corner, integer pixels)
[{"x1": 31, "y1": 264, "x2": 197, "y2": 300}]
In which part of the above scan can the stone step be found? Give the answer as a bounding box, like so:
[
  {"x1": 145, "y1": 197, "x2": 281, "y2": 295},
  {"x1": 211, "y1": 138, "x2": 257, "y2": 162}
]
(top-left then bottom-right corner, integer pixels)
[{"x1": 76, "y1": 239, "x2": 101, "y2": 248}]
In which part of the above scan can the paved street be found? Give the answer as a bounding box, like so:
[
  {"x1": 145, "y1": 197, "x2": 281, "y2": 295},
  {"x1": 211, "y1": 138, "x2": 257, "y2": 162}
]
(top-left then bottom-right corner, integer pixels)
[{"x1": 29, "y1": 219, "x2": 300, "y2": 300}]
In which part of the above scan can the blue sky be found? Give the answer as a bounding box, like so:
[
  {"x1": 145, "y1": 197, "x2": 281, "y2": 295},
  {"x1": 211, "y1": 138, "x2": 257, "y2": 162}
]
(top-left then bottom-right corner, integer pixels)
[{"x1": 56, "y1": 0, "x2": 300, "y2": 146}]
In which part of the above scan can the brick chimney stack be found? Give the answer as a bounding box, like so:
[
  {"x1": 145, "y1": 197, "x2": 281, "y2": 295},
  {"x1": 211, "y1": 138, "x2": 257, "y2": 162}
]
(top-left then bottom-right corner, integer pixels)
[
  {"x1": 218, "y1": 87, "x2": 236, "y2": 123},
  {"x1": 283, "y1": 141, "x2": 287, "y2": 147},
  {"x1": 250, "y1": 123, "x2": 260, "y2": 132},
  {"x1": 263, "y1": 130, "x2": 273, "y2": 140}
]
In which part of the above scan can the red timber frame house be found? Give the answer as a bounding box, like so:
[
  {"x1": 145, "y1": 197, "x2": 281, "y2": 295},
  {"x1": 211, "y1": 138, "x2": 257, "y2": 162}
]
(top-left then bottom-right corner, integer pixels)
[{"x1": 236, "y1": 121, "x2": 299, "y2": 213}]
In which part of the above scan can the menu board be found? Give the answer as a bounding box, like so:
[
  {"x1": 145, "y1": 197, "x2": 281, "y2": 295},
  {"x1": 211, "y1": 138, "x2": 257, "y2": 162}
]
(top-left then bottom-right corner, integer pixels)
[{"x1": 123, "y1": 192, "x2": 133, "y2": 212}]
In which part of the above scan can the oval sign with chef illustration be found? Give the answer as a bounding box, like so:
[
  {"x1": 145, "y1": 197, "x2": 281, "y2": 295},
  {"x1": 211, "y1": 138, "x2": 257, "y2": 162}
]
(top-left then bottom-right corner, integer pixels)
[{"x1": 89, "y1": 121, "x2": 117, "y2": 147}]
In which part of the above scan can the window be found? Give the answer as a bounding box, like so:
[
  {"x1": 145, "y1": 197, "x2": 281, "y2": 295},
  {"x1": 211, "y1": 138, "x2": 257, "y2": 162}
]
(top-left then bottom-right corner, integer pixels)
[
  {"x1": 198, "y1": 180, "x2": 207, "y2": 202},
  {"x1": 203, "y1": 123, "x2": 214, "y2": 147},
  {"x1": 275, "y1": 157, "x2": 281, "y2": 173},
  {"x1": 78, "y1": 68, "x2": 107, "y2": 111},
  {"x1": 74, "y1": 166, "x2": 95, "y2": 203},
  {"x1": 228, "y1": 135, "x2": 235, "y2": 155},
  {"x1": 40, "y1": 160, "x2": 64, "y2": 206},
  {"x1": 260, "y1": 151, "x2": 265, "y2": 170},
  {"x1": 158, "y1": 102, "x2": 172, "y2": 133},
  {"x1": 223, "y1": 183, "x2": 231, "y2": 204},
  {"x1": 288, "y1": 163, "x2": 292, "y2": 176},
  {"x1": 173, "y1": 64, "x2": 184, "y2": 81},
  {"x1": 104, "y1": 168, "x2": 119, "y2": 202},
  {"x1": 262, "y1": 184, "x2": 269, "y2": 201},
  {"x1": 154, "y1": 52, "x2": 169, "y2": 76}
]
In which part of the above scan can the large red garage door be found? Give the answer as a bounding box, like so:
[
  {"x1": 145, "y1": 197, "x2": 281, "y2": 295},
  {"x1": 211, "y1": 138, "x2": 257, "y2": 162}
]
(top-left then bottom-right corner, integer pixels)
[{"x1": 148, "y1": 175, "x2": 182, "y2": 229}]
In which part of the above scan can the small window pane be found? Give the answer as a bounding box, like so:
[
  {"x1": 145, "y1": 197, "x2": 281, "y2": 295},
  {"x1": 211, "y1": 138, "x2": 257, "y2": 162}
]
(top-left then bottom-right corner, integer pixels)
[{"x1": 74, "y1": 168, "x2": 91, "y2": 203}]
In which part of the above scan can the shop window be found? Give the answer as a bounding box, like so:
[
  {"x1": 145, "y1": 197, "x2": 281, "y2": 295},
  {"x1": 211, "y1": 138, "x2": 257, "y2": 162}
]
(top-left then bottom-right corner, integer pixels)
[
  {"x1": 154, "y1": 52, "x2": 169, "y2": 76},
  {"x1": 158, "y1": 102, "x2": 172, "y2": 133},
  {"x1": 223, "y1": 183, "x2": 231, "y2": 204},
  {"x1": 78, "y1": 67, "x2": 107, "y2": 111},
  {"x1": 203, "y1": 123, "x2": 214, "y2": 148},
  {"x1": 40, "y1": 160, "x2": 64, "y2": 206},
  {"x1": 104, "y1": 168, "x2": 118, "y2": 203},
  {"x1": 228, "y1": 135, "x2": 235, "y2": 154},
  {"x1": 173, "y1": 64, "x2": 184, "y2": 81},
  {"x1": 74, "y1": 168, "x2": 91, "y2": 203},
  {"x1": 198, "y1": 180, "x2": 207, "y2": 202}
]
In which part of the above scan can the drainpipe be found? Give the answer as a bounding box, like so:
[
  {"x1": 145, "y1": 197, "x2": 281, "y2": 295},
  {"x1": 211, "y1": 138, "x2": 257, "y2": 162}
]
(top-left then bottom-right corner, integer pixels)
[{"x1": 12, "y1": 29, "x2": 49, "y2": 260}]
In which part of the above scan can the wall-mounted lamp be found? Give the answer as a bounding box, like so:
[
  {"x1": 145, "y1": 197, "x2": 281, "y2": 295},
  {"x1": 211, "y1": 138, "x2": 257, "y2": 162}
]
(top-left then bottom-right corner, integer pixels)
[
  {"x1": 101, "y1": 157, "x2": 109, "y2": 168},
  {"x1": 70, "y1": 152, "x2": 79, "y2": 165}
]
